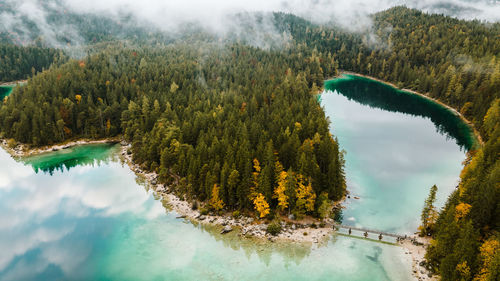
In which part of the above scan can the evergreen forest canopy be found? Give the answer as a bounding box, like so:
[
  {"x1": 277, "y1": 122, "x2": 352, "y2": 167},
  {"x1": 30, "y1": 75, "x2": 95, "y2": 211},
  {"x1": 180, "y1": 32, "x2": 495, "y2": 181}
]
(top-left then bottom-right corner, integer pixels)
[{"x1": 0, "y1": 6, "x2": 498, "y2": 281}]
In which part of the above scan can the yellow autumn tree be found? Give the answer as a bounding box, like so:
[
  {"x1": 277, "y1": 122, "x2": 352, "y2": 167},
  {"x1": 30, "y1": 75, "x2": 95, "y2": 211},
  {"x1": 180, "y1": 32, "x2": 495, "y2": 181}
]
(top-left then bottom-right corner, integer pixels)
[
  {"x1": 75, "y1": 94, "x2": 82, "y2": 104},
  {"x1": 455, "y1": 202, "x2": 472, "y2": 221},
  {"x1": 274, "y1": 172, "x2": 289, "y2": 212},
  {"x1": 456, "y1": 261, "x2": 471, "y2": 280},
  {"x1": 474, "y1": 238, "x2": 500, "y2": 281},
  {"x1": 295, "y1": 174, "x2": 316, "y2": 214},
  {"x1": 250, "y1": 158, "x2": 261, "y2": 199},
  {"x1": 106, "y1": 119, "x2": 111, "y2": 134},
  {"x1": 253, "y1": 193, "x2": 270, "y2": 218},
  {"x1": 209, "y1": 184, "x2": 224, "y2": 212},
  {"x1": 273, "y1": 160, "x2": 289, "y2": 212}
]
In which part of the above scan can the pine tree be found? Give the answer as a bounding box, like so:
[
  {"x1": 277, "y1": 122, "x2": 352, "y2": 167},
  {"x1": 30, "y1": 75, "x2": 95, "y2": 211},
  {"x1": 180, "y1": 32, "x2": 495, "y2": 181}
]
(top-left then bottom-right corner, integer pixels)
[{"x1": 420, "y1": 184, "x2": 438, "y2": 236}]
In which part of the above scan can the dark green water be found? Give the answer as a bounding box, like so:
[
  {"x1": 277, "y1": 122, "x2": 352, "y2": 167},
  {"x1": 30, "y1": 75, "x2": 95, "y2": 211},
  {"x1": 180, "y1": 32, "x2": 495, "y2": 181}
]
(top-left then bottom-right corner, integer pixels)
[
  {"x1": 324, "y1": 75, "x2": 478, "y2": 150},
  {"x1": 23, "y1": 143, "x2": 119, "y2": 175},
  {"x1": 0, "y1": 86, "x2": 13, "y2": 101}
]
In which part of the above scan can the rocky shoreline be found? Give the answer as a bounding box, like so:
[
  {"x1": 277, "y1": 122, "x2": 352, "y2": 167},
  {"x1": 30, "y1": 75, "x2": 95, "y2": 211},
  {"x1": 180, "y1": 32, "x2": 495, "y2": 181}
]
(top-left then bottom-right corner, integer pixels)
[
  {"x1": 399, "y1": 237, "x2": 438, "y2": 281},
  {"x1": 0, "y1": 137, "x2": 437, "y2": 279},
  {"x1": 119, "y1": 142, "x2": 437, "y2": 280},
  {"x1": 0, "y1": 79, "x2": 27, "y2": 86},
  {"x1": 0, "y1": 138, "x2": 121, "y2": 157},
  {"x1": 119, "y1": 142, "x2": 335, "y2": 244}
]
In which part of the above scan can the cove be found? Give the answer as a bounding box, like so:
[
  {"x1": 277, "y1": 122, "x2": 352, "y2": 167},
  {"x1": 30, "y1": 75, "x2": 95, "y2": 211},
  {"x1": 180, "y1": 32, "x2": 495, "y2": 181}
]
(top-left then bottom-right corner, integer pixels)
[
  {"x1": 322, "y1": 74, "x2": 470, "y2": 234},
  {"x1": 0, "y1": 144, "x2": 414, "y2": 280},
  {"x1": 0, "y1": 85, "x2": 14, "y2": 101},
  {"x1": 0, "y1": 73, "x2": 471, "y2": 280}
]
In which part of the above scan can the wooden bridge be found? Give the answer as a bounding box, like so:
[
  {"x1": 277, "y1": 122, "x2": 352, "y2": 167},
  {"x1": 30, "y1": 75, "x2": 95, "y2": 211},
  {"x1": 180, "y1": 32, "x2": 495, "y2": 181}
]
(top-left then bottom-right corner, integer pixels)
[{"x1": 334, "y1": 224, "x2": 407, "y2": 240}]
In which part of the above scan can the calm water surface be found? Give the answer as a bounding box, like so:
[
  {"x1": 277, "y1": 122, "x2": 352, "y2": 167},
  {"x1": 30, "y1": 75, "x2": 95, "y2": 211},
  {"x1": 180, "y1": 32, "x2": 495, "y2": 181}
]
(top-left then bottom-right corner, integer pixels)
[
  {"x1": 322, "y1": 74, "x2": 472, "y2": 233},
  {"x1": 0, "y1": 75, "x2": 472, "y2": 280},
  {"x1": 0, "y1": 144, "x2": 412, "y2": 280}
]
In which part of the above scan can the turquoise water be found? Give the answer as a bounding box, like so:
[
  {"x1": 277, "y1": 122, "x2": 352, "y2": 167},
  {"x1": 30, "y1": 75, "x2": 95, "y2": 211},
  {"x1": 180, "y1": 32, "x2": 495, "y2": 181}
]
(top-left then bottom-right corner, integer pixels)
[
  {"x1": 0, "y1": 145, "x2": 413, "y2": 280},
  {"x1": 23, "y1": 143, "x2": 119, "y2": 174},
  {"x1": 0, "y1": 75, "x2": 471, "y2": 280},
  {"x1": 0, "y1": 86, "x2": 13, "y2": 101},
  {"x1": 322, "y1": 75, "x2": 468, "y2": 234}
]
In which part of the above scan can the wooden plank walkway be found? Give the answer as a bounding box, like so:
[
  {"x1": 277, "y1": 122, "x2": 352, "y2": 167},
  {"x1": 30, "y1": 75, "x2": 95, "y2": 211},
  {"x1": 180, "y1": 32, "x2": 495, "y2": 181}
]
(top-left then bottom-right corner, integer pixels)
[{"x1": 335, "y1": 224, "x2": 407, "y2": 239}]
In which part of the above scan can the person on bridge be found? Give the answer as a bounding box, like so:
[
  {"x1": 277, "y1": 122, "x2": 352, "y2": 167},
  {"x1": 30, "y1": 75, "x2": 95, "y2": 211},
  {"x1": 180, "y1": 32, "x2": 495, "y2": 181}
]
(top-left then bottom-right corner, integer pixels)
[
  {"x1": 364, "y1": 231, "x2": 368, "y2": 238},
  {"x1": 379, "y1": 234, "x2": 383, "y2": 240},
  {"x1": 348, "y1": 228, "x2": 352, "y2": 235}
]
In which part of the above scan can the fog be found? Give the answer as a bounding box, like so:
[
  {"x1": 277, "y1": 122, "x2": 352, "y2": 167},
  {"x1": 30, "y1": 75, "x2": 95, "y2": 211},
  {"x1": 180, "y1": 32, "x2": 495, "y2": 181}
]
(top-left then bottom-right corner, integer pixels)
[
  {"x1": 61, "y1": 0, "x2": 500, "y2": 30},
  {"x1": 1, "y1": 0, "x2": 499, "y2": 49}
]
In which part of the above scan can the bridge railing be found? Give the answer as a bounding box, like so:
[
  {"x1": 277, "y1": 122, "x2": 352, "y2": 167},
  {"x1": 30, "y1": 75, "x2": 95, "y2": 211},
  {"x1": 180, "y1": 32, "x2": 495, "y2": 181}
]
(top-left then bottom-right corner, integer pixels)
[{"x1": 335, "y1": 224, "x2": 407, "y2": 239}]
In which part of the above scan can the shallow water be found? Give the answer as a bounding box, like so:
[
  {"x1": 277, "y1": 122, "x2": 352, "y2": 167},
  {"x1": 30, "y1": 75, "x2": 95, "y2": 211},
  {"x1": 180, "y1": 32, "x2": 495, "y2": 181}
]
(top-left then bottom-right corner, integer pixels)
[
  {"x1": 0, "y1": 75, "x2": 471, "y2": 280},
  {"x1": 0, "y1": 145, "x2": 413, "y2": 281}
]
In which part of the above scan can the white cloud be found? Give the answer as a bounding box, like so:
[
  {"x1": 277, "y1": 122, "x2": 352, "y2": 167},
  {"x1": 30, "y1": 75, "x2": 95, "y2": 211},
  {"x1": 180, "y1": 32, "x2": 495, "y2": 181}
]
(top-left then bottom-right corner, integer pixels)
[
  {"x1": 0, "y1": 155, "x2": 162, "y2": 273},
  {"x1": 1, "y1": 0, "x2": 498, "y2": 49}
]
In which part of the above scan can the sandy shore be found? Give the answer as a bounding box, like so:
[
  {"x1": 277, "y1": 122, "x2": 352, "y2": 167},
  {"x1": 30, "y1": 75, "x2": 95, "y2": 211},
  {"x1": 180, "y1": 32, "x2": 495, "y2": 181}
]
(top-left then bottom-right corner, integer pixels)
[{"x1": 331, "y1": 71, "x2": 483, "y2": 146}]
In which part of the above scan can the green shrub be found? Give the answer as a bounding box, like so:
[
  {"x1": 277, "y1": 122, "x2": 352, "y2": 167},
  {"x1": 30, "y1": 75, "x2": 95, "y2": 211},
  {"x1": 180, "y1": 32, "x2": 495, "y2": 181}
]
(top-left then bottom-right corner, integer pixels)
[
  {"x1": 232, "y1": 210, "x2": 240, "y2": 218},
  {"x1": 266, "y1": 208, "x2": 276, "y2": 220},
  {"x1": 200, "y1": 208, "x2": 209, "y2": 216},
  {"x1": 303, "y1": 232, "x2": 308, "y2": 236},
  {"x1": 266, "y1": 222, "x2": 282, "y2": 236}
]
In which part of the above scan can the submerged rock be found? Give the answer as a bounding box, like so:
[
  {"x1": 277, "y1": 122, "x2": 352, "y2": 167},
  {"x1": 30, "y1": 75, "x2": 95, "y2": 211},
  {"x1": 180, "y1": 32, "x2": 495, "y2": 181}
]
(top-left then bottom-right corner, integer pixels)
[{"x1": 221, "y1": 225, "x2": 233, "y2": 234}]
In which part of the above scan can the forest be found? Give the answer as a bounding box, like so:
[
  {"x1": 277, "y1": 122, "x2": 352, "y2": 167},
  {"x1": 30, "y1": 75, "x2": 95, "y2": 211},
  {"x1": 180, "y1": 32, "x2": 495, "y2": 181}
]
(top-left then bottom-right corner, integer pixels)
[
  {"x1": 0, "y1": 44, "x2": 65, "y2": 82},
  {"x1": 0, "y1": 6, "x2": 498, "y2": 281},
  {"x1": 0, "y1": 43, "x2": 344, "y2": 219}
]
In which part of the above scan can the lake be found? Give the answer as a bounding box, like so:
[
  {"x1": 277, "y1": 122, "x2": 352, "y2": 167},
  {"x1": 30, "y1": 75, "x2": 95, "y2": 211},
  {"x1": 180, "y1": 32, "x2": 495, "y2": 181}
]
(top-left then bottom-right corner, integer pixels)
[
  {"x1": 322, "y1": 74, "x2": 472, "y2": 234},
  {"x1": 0, "y1": 74, "x2": 472, "y2": 280}
]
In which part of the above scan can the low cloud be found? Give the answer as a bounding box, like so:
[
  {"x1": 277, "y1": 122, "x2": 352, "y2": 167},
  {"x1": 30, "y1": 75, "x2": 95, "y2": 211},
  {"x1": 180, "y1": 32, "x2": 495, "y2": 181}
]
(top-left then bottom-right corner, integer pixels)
[{"x1": 0, "y1": 0, "x2": 498, "y2": 50}]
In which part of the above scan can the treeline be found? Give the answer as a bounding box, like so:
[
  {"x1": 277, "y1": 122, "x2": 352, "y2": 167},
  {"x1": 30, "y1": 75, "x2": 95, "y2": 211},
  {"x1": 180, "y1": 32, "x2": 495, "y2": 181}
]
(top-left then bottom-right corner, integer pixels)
[
  {"x1": 0, "y1": 44, "x2": 65, "y2": 82},
  {"x1": 426, "y1": 100, "x2": 499, "y2": 281},
  {"x1": 275, "y1": 7, "x2": 500, "y2": 140},
  {"x1": 273, "y1": 8, "x2": 500, "y2": 280},
  {"x1": 0, "y1": 43, "x2": 345, "y2": 217}
]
